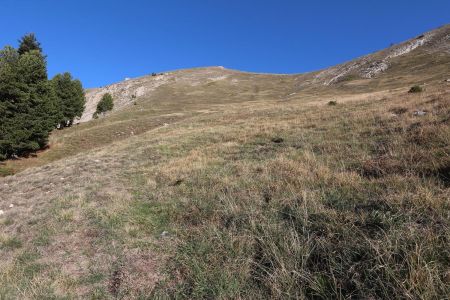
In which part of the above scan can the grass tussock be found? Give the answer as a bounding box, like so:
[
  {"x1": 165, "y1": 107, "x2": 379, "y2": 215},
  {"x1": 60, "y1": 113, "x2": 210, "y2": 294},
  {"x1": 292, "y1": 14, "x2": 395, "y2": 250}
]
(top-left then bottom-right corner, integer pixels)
[{"x1": 408, "y1": 85, "x2": 423, "y2": 93}]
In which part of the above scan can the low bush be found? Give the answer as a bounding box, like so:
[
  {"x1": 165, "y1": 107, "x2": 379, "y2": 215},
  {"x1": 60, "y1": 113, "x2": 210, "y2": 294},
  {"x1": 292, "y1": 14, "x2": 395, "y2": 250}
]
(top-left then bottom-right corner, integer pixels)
[
  {"x1": 408, "y1": 85, "x2": 423, "y2": 93},
  {"x1": 328, "y1": 100, "x2": 337, "y2": 106}
]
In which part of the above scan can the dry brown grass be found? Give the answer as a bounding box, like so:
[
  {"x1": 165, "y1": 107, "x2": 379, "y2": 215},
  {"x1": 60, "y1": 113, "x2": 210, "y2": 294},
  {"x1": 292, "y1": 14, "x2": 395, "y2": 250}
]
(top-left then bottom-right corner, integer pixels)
[{"x1": 0, "y1": 52, "x2": 449, "y2": 298}]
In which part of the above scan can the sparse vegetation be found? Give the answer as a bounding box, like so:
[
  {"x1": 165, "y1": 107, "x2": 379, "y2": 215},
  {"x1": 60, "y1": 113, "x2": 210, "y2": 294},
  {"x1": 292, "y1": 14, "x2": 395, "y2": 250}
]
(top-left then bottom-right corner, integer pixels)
[
  {"x1": 389, "y1": 106, "x2": 408, "y2": 115},
  {"x1": 335, "y1": 74, "x2": 360, "y2": 83},
  {"x1": 147, "y1": 89, "x2": 450, "y2": 299},
  {"x1": 0, "y1": 236, "x2": 22, "y2": 250}
]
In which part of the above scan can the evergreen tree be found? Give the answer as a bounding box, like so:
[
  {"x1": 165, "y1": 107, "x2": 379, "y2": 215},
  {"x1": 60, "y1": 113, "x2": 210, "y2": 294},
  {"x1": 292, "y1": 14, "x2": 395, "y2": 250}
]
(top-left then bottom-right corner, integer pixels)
[
  {"x1": 16, "y1": 50, "x2": 58, "y2": 153},
  {"x1": 0, "y1": 46, "x2": 23, "y2": 159},
  {"x1": 51, "y1": 72, "x2": 85, "y2": 127},
  {"x1": 0, "y1": 48, "x2": 58, "y2": 159},
  {"x1": 17, "y1": 33, "x2": 42, "y2": 55},
  {"x1": 95, "y1": 93, "x2": 114, "y2": 117},
  {"x1": 0, "y1": 34, "x2": 85, "y2": 160}
]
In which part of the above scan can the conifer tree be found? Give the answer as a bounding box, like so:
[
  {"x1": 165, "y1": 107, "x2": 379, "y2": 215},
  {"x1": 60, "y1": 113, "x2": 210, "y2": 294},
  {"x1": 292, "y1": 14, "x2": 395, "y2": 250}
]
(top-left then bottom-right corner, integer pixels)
[
  {"x1": 94, "y1": 93, "x2": 114, "y2": 118},
  {"x1": 52, "y1": 72, "x2": 85, "y2": 127},
  {"x1": 17, "y1": 50, "x2": 58, "y2": 153},
  {"x1": 17, "y1": 33, "x2": 42, "y2": 55},
  {"x1": 0, "y1": 46, "x2": 23, "y2": 159},
  {"x1": 0, "y1": 47, "x2": 58, "y2": 159},
  {"x1": 0, "y1": 34, "x2": 85, "y2": 160}
]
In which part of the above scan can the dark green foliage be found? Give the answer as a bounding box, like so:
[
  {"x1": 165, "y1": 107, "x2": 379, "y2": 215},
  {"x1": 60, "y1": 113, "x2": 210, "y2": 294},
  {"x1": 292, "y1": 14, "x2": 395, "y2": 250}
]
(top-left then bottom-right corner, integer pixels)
[
  {"x1": 17, "y1": 33, "x2": 42, "y2": 55},
  {"x1": 51, "y1": 72, "x2": 85, "y2": 127},
  {"x1": 408, "y1": 85, "x2": 423, "y2": 93},
  {"x1": 19, "y1": 51, "x2": 60, "y2": 149},
  {"x1": 0, "y1": 47, "x2": 20, "y2": 160},
  {"x1": 0, "y1": 33, "x2": 79, "y2": 160},
  {"x1": 95, "y1": 93, "x2": 114, "y2": 115},
  {"x1": 0, "y1": 48, "x2": 59, "y2": 159}
]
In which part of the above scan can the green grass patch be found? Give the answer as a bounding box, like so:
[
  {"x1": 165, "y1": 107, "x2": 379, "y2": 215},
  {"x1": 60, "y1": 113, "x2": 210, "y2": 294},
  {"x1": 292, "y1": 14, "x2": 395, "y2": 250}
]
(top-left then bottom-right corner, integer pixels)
[
  {"x1": 0, "y1": 166, "x2": 14, "y2": 177},
  {"x1": 1, "y1": 237, "x2": 22, "y2": 250}
]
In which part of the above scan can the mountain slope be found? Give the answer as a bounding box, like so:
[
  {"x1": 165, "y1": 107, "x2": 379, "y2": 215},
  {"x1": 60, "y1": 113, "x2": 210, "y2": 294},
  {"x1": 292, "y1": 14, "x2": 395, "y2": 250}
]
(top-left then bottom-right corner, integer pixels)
[
  {"x1": 311, "y1": 24, "x2": 450, "y2": 85},
  {"x1": 79, "y1": 24, "x2": 450, "y2": 123},
  {"x1": 0, "y1": 25, "x2": 449, "y2": 298}
]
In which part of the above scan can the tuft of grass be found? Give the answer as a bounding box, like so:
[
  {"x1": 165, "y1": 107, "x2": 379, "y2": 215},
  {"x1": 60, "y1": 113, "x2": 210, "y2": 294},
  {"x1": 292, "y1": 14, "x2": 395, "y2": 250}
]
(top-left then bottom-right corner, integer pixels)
[
  {"x1": 270, "y1": 137, "x2": 284, "y2": 144},
  {"x1": 0, "y1": 166, "x2": 13, "y2": 177},
  {"x1": 328, "y1": 100, "x2": 337, "y2": 106},
  {"x1": 0, "y1": 237, "x2": 22, "y2": 250}
]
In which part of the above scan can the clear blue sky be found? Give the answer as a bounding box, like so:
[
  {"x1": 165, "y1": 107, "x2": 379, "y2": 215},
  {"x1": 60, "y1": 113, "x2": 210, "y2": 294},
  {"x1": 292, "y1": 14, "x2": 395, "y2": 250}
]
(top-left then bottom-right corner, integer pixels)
[{"x1": 1, "y1": 0, "x2": 448, "y2": 88}]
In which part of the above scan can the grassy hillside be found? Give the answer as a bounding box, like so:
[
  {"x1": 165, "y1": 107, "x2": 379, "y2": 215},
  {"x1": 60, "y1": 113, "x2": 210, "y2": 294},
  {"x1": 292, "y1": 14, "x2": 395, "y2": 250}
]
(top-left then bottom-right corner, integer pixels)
[{"x1": 0, "y1": 26, "x2": 449, "y2": 298}]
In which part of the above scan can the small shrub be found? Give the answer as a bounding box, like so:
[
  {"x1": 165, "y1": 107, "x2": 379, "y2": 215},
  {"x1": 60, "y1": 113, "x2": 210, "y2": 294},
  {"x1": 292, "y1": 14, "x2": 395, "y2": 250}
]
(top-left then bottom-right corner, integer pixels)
[
  {"x1": 151, "y1": 72, "x2": 157, "y2": 77},
  {"x1": 271, "y1": 137, "x2": 284, "y2": 144},
  {"x1": 131, "y1": 94, "x2": 136, "y2": 99},
  {"x1": 408, "y1": 85, "x2": 423, "y2": 93},
  {"x1": 389, "y1": 107, "x2": 408, "y2": 115},
  {"x1": 328, "y1": 100, "x2": 337, "y2": 106}
]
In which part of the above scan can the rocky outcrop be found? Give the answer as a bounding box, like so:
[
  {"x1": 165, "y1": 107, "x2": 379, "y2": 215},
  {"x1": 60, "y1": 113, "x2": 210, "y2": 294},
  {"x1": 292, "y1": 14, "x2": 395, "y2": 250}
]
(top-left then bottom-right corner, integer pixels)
[{"x1": 313, "y1": 24, "x2": 450, "y2": 85}]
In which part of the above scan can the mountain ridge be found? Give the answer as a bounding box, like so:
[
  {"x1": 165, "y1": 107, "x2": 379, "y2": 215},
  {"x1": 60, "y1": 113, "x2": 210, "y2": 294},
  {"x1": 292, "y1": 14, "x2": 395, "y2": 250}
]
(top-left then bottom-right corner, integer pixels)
[{"x1": 80, "y1": 24, "x2": 450, "y2": 123}]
